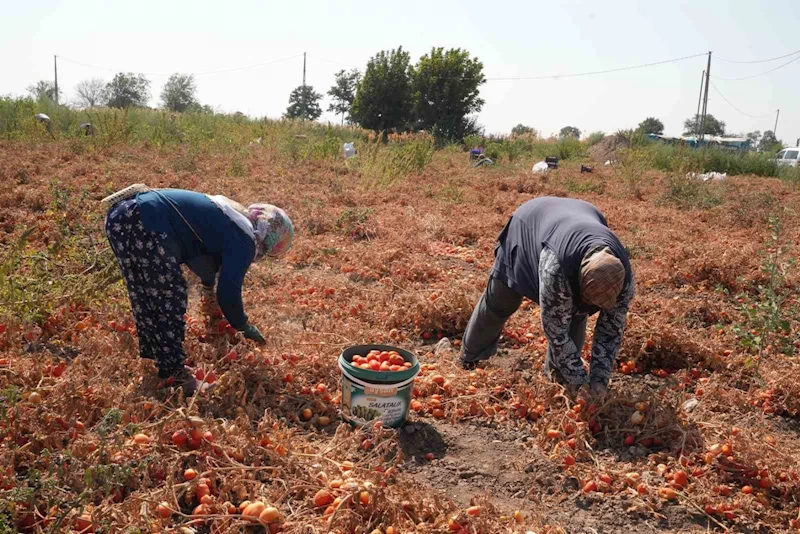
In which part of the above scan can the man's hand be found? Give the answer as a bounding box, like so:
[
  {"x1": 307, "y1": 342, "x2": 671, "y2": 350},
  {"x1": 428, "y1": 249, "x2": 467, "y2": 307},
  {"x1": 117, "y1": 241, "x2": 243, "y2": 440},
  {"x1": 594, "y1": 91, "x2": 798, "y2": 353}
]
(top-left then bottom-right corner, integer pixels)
[{"x1": 242, "y1": 323, "x2": 266, "y2": 345}]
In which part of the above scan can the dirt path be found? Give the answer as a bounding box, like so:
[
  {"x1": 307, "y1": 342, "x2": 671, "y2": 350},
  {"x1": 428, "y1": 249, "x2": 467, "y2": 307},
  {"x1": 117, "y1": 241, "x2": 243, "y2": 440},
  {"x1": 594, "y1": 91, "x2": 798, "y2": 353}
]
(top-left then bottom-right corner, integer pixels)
[{"x1": 399, "y1": 419, "x2": 736, "y2": 533}]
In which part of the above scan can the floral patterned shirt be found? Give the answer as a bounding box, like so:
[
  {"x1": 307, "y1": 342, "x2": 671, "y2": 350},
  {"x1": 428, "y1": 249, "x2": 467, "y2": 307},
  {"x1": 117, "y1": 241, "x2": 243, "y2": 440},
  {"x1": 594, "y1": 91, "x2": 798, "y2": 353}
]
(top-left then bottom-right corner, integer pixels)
[{"x1": 539, "y1": 247, "x2": 635, "y2": 385}]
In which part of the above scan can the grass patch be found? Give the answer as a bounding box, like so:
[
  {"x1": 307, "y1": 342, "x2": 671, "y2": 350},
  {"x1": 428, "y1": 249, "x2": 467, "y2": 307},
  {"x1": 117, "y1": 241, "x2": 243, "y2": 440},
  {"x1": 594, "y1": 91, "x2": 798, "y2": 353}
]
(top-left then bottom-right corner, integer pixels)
[{"x1": 660, "y1": 173, "x2": 724, "y2": 210}]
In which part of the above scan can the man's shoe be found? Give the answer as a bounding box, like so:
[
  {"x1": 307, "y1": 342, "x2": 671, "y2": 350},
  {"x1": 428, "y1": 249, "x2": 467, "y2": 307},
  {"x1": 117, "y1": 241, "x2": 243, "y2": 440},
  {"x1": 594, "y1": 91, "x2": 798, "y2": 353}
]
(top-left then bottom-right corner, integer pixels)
[{"x1": 458, "y1": 355, "x2": 479, "y2": 370}]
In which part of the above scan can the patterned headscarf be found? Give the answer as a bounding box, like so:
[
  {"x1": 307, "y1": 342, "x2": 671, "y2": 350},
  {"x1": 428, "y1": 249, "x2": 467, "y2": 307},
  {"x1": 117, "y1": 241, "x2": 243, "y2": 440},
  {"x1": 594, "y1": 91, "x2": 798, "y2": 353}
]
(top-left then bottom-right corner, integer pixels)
[
  {"x1": 580, "y1": 247, "x2": 625, "y2": 310},
  {"x1": 248, "y1": 204, "x2": 294, "y2": 259}
]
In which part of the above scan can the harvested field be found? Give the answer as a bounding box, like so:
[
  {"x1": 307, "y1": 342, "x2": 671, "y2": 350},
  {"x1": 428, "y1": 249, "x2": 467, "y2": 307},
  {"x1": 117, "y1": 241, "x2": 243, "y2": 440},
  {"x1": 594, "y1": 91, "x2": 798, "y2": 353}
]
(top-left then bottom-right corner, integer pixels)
[{"x1": 1, "y1": 138, "x2": 800, "y2": 534}]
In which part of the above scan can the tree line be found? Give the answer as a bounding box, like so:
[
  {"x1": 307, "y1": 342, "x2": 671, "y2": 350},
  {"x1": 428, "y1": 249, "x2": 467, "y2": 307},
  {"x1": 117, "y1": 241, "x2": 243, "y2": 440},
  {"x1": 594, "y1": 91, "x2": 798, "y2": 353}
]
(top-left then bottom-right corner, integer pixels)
[
  {"x1": 27, "y1": 73, "x2": 212, "y2": 114},
  {"x1": 26, "y1": 46, "x2": 485, "y2": 143},
  {"x1": 284, "y1": 46, "x2": 485, "y2": 142},
  {"x1": 24, "y1": 47, "x2": 785, "y2": 150},
  {"x1": 511, "y1": 115, "x2": 782, "y2": 152}
]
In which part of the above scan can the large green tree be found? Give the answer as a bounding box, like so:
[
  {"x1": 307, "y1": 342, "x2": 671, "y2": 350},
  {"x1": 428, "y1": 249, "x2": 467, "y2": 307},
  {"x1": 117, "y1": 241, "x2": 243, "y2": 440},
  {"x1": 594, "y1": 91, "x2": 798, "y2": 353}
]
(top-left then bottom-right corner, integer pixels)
[
  {"x1": 284, "y1": 85, "x2": 322, "y2": 121},
  {"x1": 559, "y1": 126, "x2": 581, "y2": 139},
  {"x1": 327, "y1": 69, "x2": 360, "y2": 124},
  {"x1": 758, "y1": 130, "x2": 782, "y2": 152},
  {"x1": 637, "y1": 117, "x2": 664, "y2": 135},
  {"x1": 410, "y1": 47, "x2": 485, "y2": 142},
  {"x1": 683, "y1": 114, "x2": 725, "y2": 136},
  {"x1": 105, "y1": 73, "x2": 151, "y2": 108},
  {"x1": 351, "y1": 47, "x2": 413, "y2": 135},
  {"x1": 511, "y1": 124, "x2": 536, "y2": 137},
  {"x1": 27, "y1": 80, "x2": 61, "y2": 102},
  {"x1": 161, "y1": 73, "x2": 198, "y2": 112}
]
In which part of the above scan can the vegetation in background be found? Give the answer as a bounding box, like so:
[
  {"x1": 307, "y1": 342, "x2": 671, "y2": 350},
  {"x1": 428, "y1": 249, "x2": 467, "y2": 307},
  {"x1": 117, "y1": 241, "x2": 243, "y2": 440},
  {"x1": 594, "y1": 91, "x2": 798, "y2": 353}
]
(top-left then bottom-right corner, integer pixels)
[
  {"x1": 511, "y1": 124, "x2": 537, "y2": 137},
  {"x1": 410, "y1": 47, "x2": 485, "y2": 143},
  {"x1": 637, "y1": 117, "x2": 664, "y2": 135},
  {"x1": 586, "y1": 131, "x2": 606, "y2": 146},
  {"x1": 683, "y1": 113, "x2": 725, "y2": 136},
  {"x1": 327, "y1": 69, "x2": 360, "y2": 125},
  {"x1": 73, "y1": 78, "x2": 106, "y2": 108},
  {"x1": 26, "y1": 80, "x2": 62, "y2": 103},
  {"x1": 559, "y1": 126, "x2": 581, "y2": 139},
  {"x1": 284, "y1": 85, "x2": 323, "y2": 121},
  {"x1": 104, "y1": 73, "x2": 151, "y2": 109},
  {"x1": 758, "y1": 130, "x2": 782, "y2": 152},
  {"x1": 161, "y1": 73, "x2": 198, "y2": 113},
  {"x1": 351, "y1": 47, "x2": 414, "y2": 137}
]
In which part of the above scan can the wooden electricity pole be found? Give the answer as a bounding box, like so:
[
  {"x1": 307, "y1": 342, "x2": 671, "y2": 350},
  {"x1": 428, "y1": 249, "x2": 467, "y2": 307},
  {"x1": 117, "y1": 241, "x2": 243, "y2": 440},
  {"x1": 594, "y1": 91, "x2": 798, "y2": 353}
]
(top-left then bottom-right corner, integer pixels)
[
  {"x1": 773, "y1": 109, "x2": 780, "y2": 137},
  {"x1": 302, "y1": 52, "x2": 307, "y2": 120},
  {"x1": 695, "y1": 69, "x2": 704, "y2": 133},
  {"x1": 54, "y1": 55, "x2": 59, "y2": 104},
  {"x1": 699, "y1": 51, "x2": 711, "y2": 141}
]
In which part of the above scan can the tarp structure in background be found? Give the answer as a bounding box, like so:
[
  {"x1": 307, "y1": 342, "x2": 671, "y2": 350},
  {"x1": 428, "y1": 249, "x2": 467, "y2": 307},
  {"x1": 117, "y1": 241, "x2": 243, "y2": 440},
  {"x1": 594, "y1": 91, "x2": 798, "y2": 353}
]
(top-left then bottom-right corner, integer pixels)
[{"x1": 647, "y1": 133, "x2": 752, "y2": 152}]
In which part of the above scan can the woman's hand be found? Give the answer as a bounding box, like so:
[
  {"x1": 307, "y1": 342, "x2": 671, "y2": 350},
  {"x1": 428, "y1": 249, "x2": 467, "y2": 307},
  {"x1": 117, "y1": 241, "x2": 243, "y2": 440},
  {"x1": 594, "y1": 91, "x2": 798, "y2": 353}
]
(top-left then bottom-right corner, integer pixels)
[{"x1": 242, "y1": 323, "x2": 266, "y2": 345}]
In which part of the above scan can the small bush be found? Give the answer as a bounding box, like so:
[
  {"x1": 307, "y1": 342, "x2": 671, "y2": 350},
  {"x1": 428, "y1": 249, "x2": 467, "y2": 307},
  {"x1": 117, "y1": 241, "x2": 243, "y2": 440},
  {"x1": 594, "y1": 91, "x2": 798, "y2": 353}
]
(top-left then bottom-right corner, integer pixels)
[
  {"x1": 586, "y1": 131, "x2": 606, "y2": 146},
  {"x1": 661, "y1": 174, "x2": 723, "y2": 210}
]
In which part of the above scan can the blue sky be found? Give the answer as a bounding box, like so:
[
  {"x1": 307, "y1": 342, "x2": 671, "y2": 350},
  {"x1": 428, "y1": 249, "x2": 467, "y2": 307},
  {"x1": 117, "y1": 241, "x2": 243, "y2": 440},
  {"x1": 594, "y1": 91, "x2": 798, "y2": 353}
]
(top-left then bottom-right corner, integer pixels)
[{"x1": 3, "y1": 0, "x2": 798, "y2": 145}]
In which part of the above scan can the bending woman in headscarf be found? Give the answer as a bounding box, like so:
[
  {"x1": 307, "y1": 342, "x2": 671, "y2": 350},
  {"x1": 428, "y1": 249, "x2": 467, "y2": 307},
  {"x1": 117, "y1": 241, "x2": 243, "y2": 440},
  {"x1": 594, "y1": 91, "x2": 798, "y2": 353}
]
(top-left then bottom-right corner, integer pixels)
[{"x1": 104, "y1": 188, "x2": 293, "y2": 395}]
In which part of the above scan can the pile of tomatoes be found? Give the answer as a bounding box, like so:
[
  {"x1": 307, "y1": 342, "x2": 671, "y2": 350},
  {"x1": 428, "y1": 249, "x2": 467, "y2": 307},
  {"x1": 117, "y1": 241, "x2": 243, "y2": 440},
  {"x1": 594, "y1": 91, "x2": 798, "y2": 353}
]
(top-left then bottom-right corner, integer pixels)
[{"x1": 350, "y1": 350, "x2": 413, "y2": 372}]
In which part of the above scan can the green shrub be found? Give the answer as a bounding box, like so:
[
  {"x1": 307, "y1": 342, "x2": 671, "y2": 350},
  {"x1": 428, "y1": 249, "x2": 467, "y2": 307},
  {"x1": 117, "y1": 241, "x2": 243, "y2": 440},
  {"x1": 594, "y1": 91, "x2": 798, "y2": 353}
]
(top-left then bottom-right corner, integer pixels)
[
  {"x1": 647, "y1": 143, "x2": 778, "y2": 177},
  {"x1": 661, "y1": 173, "x2": 723, "y2": 210},
  {"x1": 586, "y1": 131, "x2": 605, "y2": 146}
]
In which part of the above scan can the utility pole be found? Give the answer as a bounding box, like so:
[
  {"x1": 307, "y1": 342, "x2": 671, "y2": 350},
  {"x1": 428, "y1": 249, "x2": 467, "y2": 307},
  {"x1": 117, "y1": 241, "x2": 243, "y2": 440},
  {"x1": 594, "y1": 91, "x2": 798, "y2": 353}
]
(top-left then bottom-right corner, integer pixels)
[
  {"x1": 54, "y1": 55, "x2": 59, "y2": 105},
  {"x1": 773, "y1": 109, "x2": 780, "y2": 137},
  {"x1": 695, "y1": 69, "x2": 704, "y2": 133},
  {"x1": 699, "y1": 51, "x2": 711, "y2": 141},
  {"x1": 301, "y1": 52, "x2": 307, "y2": 120}
]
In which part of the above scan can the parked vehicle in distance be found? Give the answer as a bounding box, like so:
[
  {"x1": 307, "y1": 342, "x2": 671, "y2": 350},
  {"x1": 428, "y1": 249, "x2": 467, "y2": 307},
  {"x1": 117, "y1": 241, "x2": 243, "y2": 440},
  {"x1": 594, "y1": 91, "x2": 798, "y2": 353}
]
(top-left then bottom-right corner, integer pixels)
[{"x1": 775, "y1": 148, "x2": 800, "y2": 168}]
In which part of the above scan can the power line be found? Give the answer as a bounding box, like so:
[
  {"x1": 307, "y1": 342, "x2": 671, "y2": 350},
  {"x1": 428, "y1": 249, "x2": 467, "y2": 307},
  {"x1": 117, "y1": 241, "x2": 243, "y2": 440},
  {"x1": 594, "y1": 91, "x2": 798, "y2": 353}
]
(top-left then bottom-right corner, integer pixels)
[
  {"x1": 709, "y1": 81, "x2": 775, "y2": 119},
  {"x1": 57, "y1": 54, "x2": 303, "y2": 77},
  {"x1": 713, "y1": 54, "x2": 800, "y2": 81},
  {"x1": 307, "y1": 55, "x2": 358, "y2": 70},
  {"x1": 715, "y1": 48, "x2": 800, "y2": 64},
  {"x1": 485, "y1": 52, "x2": 707, "y2": 81},
  {"x1": 193, "y1": 54, "x2": 303, "y2": 75}
]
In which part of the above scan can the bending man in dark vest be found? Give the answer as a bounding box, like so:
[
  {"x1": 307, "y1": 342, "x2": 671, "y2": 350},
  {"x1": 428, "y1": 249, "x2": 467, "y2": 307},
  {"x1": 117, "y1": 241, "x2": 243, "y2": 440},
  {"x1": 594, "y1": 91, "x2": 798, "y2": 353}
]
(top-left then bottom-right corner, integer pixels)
[{"x1": 459, "y1": 197, "x2": 635, "y2": 399}]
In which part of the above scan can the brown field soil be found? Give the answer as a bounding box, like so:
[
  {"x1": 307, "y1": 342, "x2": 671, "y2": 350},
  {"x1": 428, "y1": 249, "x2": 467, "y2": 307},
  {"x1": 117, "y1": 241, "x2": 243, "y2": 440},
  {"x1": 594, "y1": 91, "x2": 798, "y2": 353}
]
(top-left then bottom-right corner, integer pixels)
[{"x1": 1, "y1": 140, "x2": 800, "y2": 533}]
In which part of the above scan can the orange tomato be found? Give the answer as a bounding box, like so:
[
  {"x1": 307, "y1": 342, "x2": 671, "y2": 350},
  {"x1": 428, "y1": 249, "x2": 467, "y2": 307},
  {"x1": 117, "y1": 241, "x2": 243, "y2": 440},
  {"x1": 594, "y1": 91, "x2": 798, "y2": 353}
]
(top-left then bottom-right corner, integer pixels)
[
  {"x1": 313, "y1": 489, "x2": 333, "y2": 508},
  {"x1": 242, "y1": 501, "x2": 266, "y2": 520},
  {"x1": 156, "y1": 502, "x2": 171, "y2": 519},
  {"x1": 171, "y1": 430, "x2": 188, "y2": 447},
  {"x1": 658, "y1": 487, "x2": 678, "y2": 500},
  {"x1": 259, "y1": 506, "x2": 280, "y2": 523},
  {"x1": 197, "y1": 483, "x2": 211, "y2": 500}
]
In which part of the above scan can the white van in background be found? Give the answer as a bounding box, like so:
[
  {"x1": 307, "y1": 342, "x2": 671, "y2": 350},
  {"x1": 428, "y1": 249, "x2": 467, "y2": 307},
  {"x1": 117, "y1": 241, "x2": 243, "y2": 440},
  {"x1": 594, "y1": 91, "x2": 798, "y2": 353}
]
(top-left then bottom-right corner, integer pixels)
[{"x1": 775, "y1": 148, "x2": 800, "y2": 168}]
